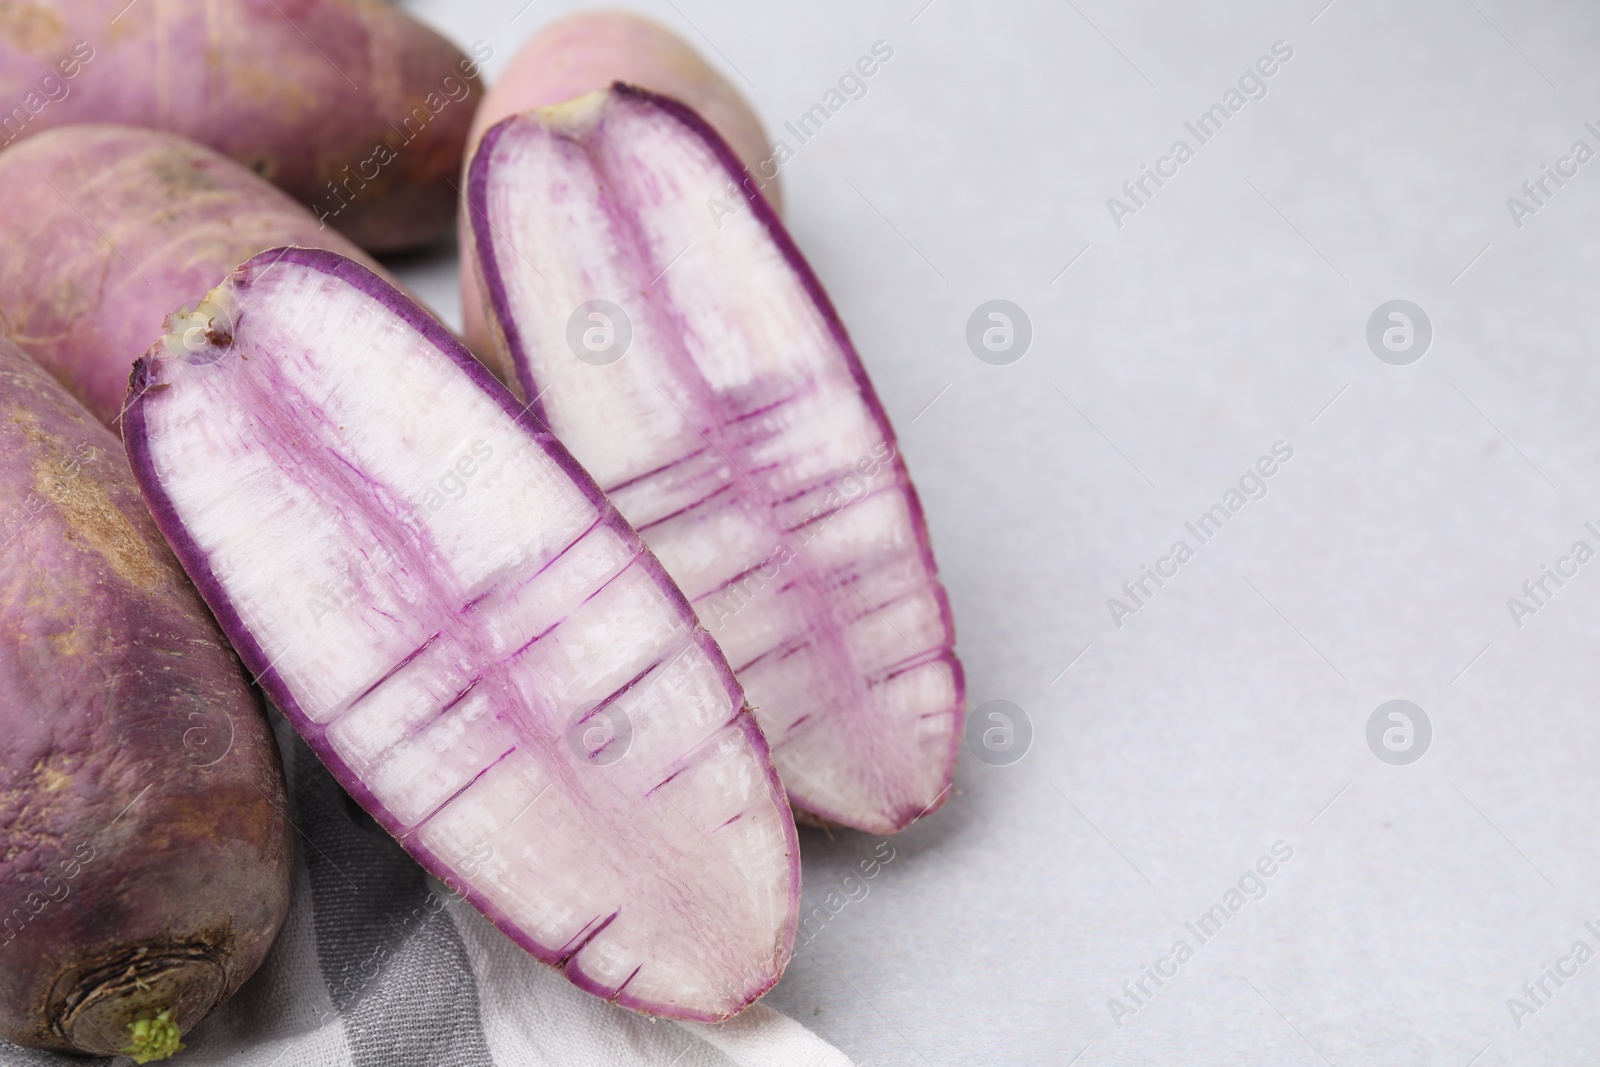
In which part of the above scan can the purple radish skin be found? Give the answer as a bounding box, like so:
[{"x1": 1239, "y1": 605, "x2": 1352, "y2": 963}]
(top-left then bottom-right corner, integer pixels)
[
  {"x1": 459, "y1": 10, "x2": 780, "y2": 365},
  {"x1": 122, "y1": 247, "x2": 800, "y2": 1021},
  {"x1": 0, "y1": 125, "x2": 402, "y2": 429},
  {"x1": 0, "y1": 0, "x2": 480, "y2": 252},
  {"x1": 466, "y1": 87, "x2": 964, "y2": 835},
  {"x1": 0, "y1": 336, "x2": 291, "y2": 1058}
]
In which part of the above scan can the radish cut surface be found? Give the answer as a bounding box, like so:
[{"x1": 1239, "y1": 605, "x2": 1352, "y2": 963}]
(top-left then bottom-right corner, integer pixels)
[
  {"x1": 123, "y1": 248, "x2": 798, "y2": 1021},
  {"x1": 468, "y1": 87, "x2": 964, "y2": 834}
]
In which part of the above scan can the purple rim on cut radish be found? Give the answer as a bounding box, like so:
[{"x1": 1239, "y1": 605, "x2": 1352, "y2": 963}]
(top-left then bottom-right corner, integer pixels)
[
  {"x1": 466, "y1": 85, "x2": 965, "y2": 835},
  {"x1": 121, "y1": 247, "x2": 799, "y2": 1022}
]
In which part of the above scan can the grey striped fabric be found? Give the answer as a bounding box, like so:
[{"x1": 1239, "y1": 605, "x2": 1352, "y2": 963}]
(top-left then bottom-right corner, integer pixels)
[
  {"x1": 294, "y1": 734, "x2": 494, "y2": 1067},
  {"x1": 0, "y1": 715, "x2": 494, "y2": 1067},
  {"x1": 0, "y1": 711, "x2": 851, "y2": 1067}
]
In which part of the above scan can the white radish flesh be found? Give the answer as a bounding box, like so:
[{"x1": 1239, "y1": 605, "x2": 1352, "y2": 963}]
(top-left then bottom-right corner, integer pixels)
[
  {"x1": 467, "y1": 87, "x2": 964, "y2": 834},
  {"x1": 122, "y1": 248, "x2": 799, "y2": 1021}
]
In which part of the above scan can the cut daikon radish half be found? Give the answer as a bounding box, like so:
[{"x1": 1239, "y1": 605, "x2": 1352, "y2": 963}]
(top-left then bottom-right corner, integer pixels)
[
  {"x1": 466, "y1": 86, "x2": 964, "y2": 835},
  {"x1": 122, "y1": 247, "x2": 799, "y2": 1022}
]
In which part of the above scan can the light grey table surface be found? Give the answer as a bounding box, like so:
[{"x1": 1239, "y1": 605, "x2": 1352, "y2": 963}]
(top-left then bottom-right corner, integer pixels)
[{"x1": 395, "y1": 2, "x2": 1600, "y2": 1063}]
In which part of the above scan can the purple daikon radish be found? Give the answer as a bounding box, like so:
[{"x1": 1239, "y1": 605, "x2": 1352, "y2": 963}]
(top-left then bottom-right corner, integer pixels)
[
  {"x1": 0, "y1": 335, "x2": 290, "y2": 1060},
  {"x1": 122, "y1": 247, "x2": 799, "y2": 1021},
  {"x1": 464, "y1": 86, "x2": 964, "y2": 835}
]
